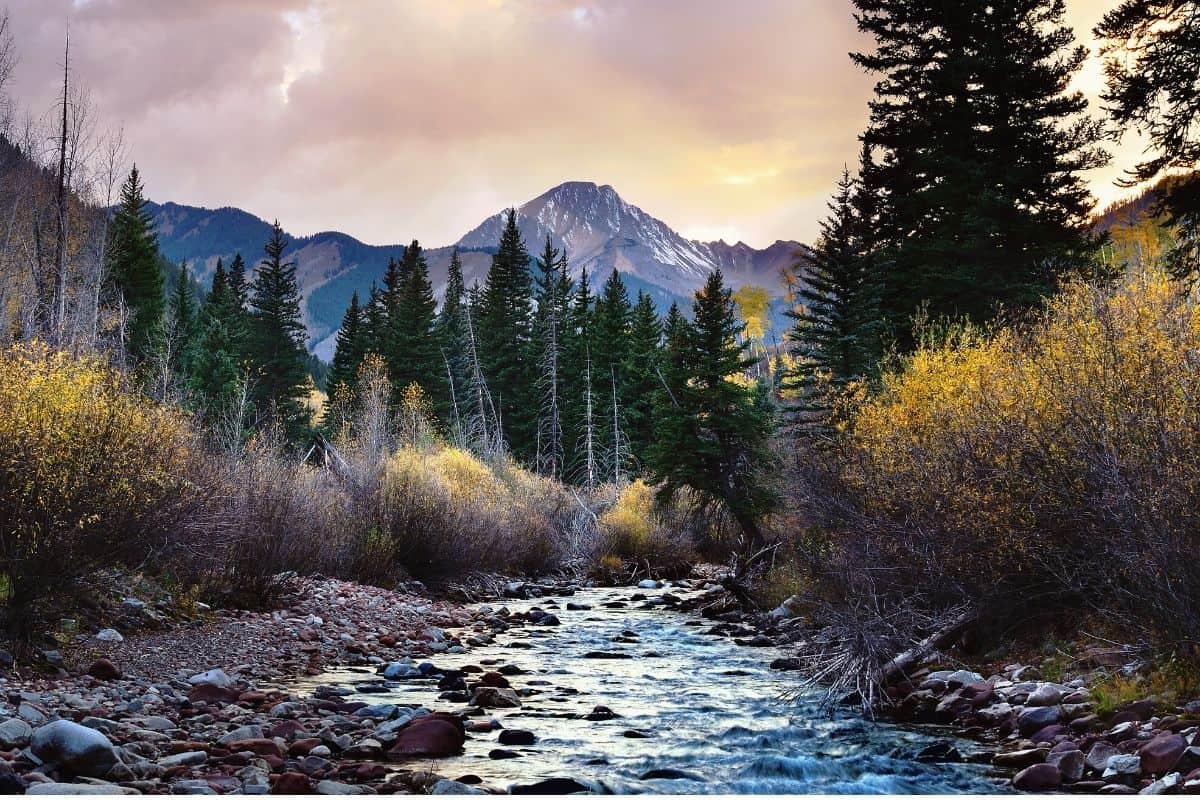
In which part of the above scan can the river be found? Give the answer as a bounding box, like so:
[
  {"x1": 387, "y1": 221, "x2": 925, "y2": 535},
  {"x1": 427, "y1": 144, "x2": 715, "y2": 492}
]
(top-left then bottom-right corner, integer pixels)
[{"x1": 295, "y1": 584, "x2": 1005, "y2": 794}]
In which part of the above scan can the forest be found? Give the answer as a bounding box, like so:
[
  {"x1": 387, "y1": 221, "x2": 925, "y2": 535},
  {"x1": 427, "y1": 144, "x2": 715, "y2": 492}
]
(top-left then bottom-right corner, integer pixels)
[{"x1": 2, "y1": 0, "x2": 1200, "y2": 795}]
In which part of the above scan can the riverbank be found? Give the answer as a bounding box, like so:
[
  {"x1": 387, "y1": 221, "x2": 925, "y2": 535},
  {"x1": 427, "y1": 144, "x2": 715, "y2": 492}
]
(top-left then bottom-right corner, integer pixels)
[{"x1": 0, "y1": 572, "x2": 1195, "y2": 794}]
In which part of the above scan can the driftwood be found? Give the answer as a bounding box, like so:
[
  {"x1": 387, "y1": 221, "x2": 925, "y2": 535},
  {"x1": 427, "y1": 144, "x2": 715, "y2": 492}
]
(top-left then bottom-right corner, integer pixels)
[
  {"x1": 875, "y1": 607, "x2": 977, "y2": 687},
  {"x1": 717, "y1": 542, "x2": 781, "y2": 607}
]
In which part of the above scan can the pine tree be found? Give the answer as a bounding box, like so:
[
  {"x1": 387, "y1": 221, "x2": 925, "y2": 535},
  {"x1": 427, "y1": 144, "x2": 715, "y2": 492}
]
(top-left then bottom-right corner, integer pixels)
[
  {"x1": 190, "y1": 258, "x2": 249, "y2": 418},
  {"x1": 436, "y1": 249, "x2": 469, "y2": 433},
  {"x1": 530, "y1": 237, "x2": 570, "y2": 477},
  {"x1": 247, "y1": 220, "x2": 311, "y2": 441},
  {"x1": 646, "y1": 272, "x2": 777, "y2": 546},
  {"x1": 563, "y1": 267, "x2": 595, "y2": 482},
  {"x1": 324, "y1": 291, "x2": 365, "y2": 428},
  {"x1": 624, "y1": 291, "x2": 662, "y2": 471},
  {"x1": 227, "y1": 252, "x2": 249, "y2": 312},
  {"x1": 853, "y1": 0, "x2": 1108, "y2": 341},
  {"x1": 387, "y1": 241, "x2": 443, "y2": 407},
  {"x1": 168, "y1": 261, "x2": 199, "y2": 379},
  {"x1": 592, "y1": 269, "x2": 633, "y2": 480},
  {"x1": 107, "y1": 165, "x2": 165, "y2": 364},
  {"x1": 786, "y1": 167, "x2": 881, "y2": 426},
  {"x1": 479, "y1": 209, "x2": 534, "y2": 457}
]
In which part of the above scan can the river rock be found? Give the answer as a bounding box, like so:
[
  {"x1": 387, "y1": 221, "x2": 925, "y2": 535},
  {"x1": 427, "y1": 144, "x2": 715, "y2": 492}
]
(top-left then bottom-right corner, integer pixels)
[
  {"x1": 388, "y1": 713, "x2": 464, "y2": 757},
  {"x1": 187, "y1": 669, "x2": 233, "y2": 688},
  {"x1": 1139, "y1": 772, "x2": 1183, "y2": 795},
  {"x1": 470, "y1": 687, "x2": 521, "y2": 709},
  {"x1": 498, "y1": 729, "x2": 536, "y2": 746},
  {"x1": 157, "y1": 750, "x2": 208, "y2": 768},
  {"x1": 0, "y1": 717, "x2": 32, "y2": 749},
  {"x1": 272, "y1": 772, "x2": 313, "y2": 793},
  {"x1": 217, "y1": 725, "x2": 264, "y2": 746},
  {"x1": 1027, "y1": 684, "x2": 1064, "y2": 707},
  {"x1": 87, "y1": 659, "x2": 121, "y2": 681},
  {"x1": 1088, "y1": 741, "x2": 1122, "y2": 772},
  {"x1": 1103, "y1": 754, "x2": 1143, "y2": 780},
  {"x1": 1018, "y1": 705, "x2": 1061, "y2": 736},
  {"x1": 315, "y1": 779, "x2": 371, "y2": 794},
  {"x1": 511, "y1": 778, "x2": 591, "y2": 794},
  {"x1": 25, "y1": 783, "x2": 130, "y2": 795},
  {"x1": 1014, "y1": 762, "x2": 1062, "y2": 790},
  {"x1": 430, "y1": 779, "x2": 486, "y2": 794},
  {"x1": 31, "y1": 720, "x2": 121, "y2": 778},
  {"x1": 1138, "y1": 734, "x2": 1187, "y2": 775},
  {"x1": 94, "y1": 629, "x2": 123, "y2": 644},
  {"x1": 1049, "y1": 748, "x2": 1087, "y2": 782},
  {"x1": 994, "y1": 748, "x2": 1047, "y2": 769}
]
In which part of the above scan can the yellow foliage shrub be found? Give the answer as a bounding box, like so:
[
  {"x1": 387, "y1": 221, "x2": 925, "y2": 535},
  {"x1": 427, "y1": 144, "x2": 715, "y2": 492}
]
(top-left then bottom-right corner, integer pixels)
[
  {"x1": 595, "y1": 480, "x2": 697, "y2": 578},
  {"x1": 0, "y1": 344, "x2": 199, "y2": 632},
  {"x1": 819, "y1": 269, "x2": 1200, "y2": 650}
]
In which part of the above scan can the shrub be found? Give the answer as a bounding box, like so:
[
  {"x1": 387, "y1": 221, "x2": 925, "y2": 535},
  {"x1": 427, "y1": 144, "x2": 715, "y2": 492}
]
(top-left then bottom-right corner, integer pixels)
[
  {"x1": 0, "y1": 344, "x2": 201, "y2": 637},
  {"x1": 594, "y1": 480, "x2": 698, "y2": 578},
  {"x1": 801, "y1": 269, "x2": 1200, "y2": 658}
]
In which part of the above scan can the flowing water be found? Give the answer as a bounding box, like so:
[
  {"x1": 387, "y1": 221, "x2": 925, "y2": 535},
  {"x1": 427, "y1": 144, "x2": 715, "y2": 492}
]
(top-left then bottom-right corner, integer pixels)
[{"x1": 298, "y1": 585, "x2": 1005, "y2": 794}]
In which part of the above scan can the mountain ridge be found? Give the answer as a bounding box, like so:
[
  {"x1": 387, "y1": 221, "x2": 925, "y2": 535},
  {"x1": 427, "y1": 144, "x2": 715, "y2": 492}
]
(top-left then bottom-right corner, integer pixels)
[{"x1": 146, "y1": 181, "x2": 807, "y2": 359}]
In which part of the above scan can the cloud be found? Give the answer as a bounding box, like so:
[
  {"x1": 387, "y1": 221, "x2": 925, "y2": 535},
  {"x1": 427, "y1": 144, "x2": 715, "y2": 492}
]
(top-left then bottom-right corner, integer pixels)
[{"x1": 0, "y1": 0, "x2": 1134, "y2": 248}]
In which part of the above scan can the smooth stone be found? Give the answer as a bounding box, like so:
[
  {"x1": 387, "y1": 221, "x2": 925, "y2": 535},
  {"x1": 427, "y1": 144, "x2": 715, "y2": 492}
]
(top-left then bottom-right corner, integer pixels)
[
  {"x1": 187, "y1": 669, "x2": 233, "y2": 688},
  {"x1": 26, "y1": 783, "x2": 131, "y2": 795},
  {"x1": 30, "y1": 720, "x2": 120, "y2": 779},
  {"x1": 1013, "y1": 763, "x2": 1062, "y2": 791},
  {"x1": 0, "y1": 717, "x2": 33, "y2": 749}
]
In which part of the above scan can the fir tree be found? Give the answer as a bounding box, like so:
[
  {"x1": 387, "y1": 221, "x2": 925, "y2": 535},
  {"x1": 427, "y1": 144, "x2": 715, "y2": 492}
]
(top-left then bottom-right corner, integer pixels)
[
  {"x1": 853, "y1": 0, "x2": 1108, "y2": 340},
  {"x1": 646, "y1": 272, "x2": 777, "y2": 546},
  {"x1": 324, "y1": 291, "x2": 365, "y2": 427},
  {"x1": 190, "y1": 258, "x2": 249, "y2": 418},
  {"x1": 786, "y1": 167, "x2": 881, "y2": 426},
  {"x1": 387, "y1": 241, "x2": 443, "y2": 407},
  {"x1": 624, "y1": 290, "x2": 662, "y2": 470},
  {"x1": 530, "y1": 237, "x2": 570, "y2": 477},
  {"x1": 563, "y1": 267, "x2": 595, "y2": 481},
  {"x1": 107, "y1": 165, "x2": 165, "y2": 364},
  {"x1": 592, "y1": 269, "x2": 633, "y2": 480},
  {"x1": 436, "y1": 249, "x2": 469, "y2": 431},
  {"x1": 227, "y1": 252, "x2": 249, "y2": 312},
  {"x1": 479, "y1": 209, "x2": 534, "y2": 457},
  {"x1": 247, "y1": 220, "x2": 311, "y2": 441},
  {"x1": 168, "y1": 261, "x2": 199, "y2": 379}
]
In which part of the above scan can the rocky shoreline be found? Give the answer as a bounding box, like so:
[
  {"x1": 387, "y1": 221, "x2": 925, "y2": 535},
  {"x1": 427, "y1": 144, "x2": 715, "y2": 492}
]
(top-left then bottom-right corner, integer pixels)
[{"x1": 0, "y1": 572, "x2": 1196, "y2": 794}]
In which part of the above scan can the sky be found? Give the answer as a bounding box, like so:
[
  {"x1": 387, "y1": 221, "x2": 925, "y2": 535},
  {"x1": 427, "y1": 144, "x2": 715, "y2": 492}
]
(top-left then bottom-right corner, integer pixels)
[{"x1": 3, "y1": 0, "x2": 1136, "y2": 249}]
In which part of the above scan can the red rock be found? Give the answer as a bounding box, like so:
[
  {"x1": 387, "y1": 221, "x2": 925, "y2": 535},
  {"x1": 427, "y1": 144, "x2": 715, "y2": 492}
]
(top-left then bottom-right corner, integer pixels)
[
  {"x1": 1138, "y1": 733, "x2": 1187, "y2": 775},
  {"x1": 354, "y1": 764, "x2": 388, "y2": 780},
  {"x1": 263, "y1": 754, "x2": 285, "y2": 771},
  {"x1": 86, "y1": 658, "x2": 121, "y2": 680},
  {"x1": 271, "y1": 772, "x2": 312, "y2": 794},
  {"x1": 289, "y1": 738, "x2": 322, "y2": 757},
  {"x1": 167, "y1": 741, "x2": 210, "y2": 755},
  {"x1": 237, "y1": 691, "x2": 268, "y2": 704},
  {"x1": 959, "y1": 681, "x2": 994, "y2": 706},
  {"x1": 205, "y1": 774, "x2": 241, "y2": 793},
  {"x1": 225, "y1": 738, "x2": 283, "y2": 758},
  {"x1": 477, "y1": 671, "x2": 510, "y2": 688},
  {"x1": 378, "y1": 634, "x2": 397, "y2": 647},
  {"x1": 298, "y1": 628, "x2": 319, "y2": 642},
  {"x1": 1013, "y1": 763, "x2": 1062, "y2": 791},
  {"x1": 188, "y1": 684, "x2": 241, "y2": 705},
  {"x1": 388, "y1": 713, "x2": 465, "y2": 758}
]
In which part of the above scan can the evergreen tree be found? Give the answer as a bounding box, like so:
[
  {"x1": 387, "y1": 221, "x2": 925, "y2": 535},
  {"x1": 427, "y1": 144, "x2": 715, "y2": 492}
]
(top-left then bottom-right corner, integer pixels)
[
  {"x1": 786, "y1": 167, "x2": 881, "y2": 425},
  {"x1": 360, "y1": 283, "x2": 384, "y2": 358},
  {"x1": 853, "y1": 0, "x2": 1108, "y2": 341},
  {"x1": 436, "y1": 249, "x2": 469, "y2": 431},
  {"x1": 168, "y1": 261, "x2": 199, "y2": 379},
  {"x1": 387, "y1": 241, "x2": 443, "y2": 407},
  {"x1": 624, "y1": 290, "x2": 662, "y2": 470},
  {"x1": 592, "y1": 269, "x2": 633, "y2": 480},
  {"x1": 646, "y1": 272, "x2": 777, "y2": 546},
  {"x1": 247, "y1": 220, "x2": 311, "y2": 441},
  {"x1": 530, "y1": 237, "x2": 571, "y2": 477},
  {"x1": 479, "y1": 209, "x2": 534, "y2": 457},
  {"x1": 227, "y1": 252, "x2": 249, "y2": 312},
  {"x1": 324, "y1": 291, "x2": 365, "y2": 426},
  {"x1": 190, "y1": 258, "x2": 249, "y2": 417},
  {"x1": 562, "y1": 267, "x2": 595, "y2": 481},
  {"x1": 107, "y1": 165, "x2": 165, "y2": 364}
]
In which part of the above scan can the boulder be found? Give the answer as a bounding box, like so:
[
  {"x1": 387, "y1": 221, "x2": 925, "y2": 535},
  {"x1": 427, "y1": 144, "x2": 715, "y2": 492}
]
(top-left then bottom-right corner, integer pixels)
[
  {"x1": 511, "y1": 778, "x2": 591, "y2": 794},
  {"x1": 388, "y1": 713, "x2": 465, "y2": 757},
  {"x1": 1027, "y1": 684, "x2": 1064, "y2": 707},
  {"x1": 30, "y1": 720, "x2": 120, "y2": 779},
  {"x1": 1138, "y1": 734, "x2": 1187, "y2": 775},
  {"x1": 1013, "y1": 763, "x2": 1062, "y2": 791},
  {"x1": 0, "y1": 717, "x2": 33, "y2": 749},
  {"x1": 94, "y1": 629, "x2": 123, "y2": 644},
  {"x1": 498, "y1": 729, "x2": 537, "y2": 746}
]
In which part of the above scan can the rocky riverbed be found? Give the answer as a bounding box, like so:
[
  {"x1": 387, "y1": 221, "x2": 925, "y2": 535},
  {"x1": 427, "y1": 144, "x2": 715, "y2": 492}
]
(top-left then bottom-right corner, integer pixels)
[{"x1": 0, "y1": 573, "x2": 1195, "y2": 794}]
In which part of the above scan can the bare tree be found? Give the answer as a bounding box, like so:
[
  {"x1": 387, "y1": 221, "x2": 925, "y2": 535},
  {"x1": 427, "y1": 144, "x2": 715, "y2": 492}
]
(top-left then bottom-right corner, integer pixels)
[
  {"x1": 463, "y1": 304, "x2": 503, "y2": 458},
  {"x1": 535, "y1": 304, "x2": 564, "y2": 478},
  {"x1": 580, "y1": 351, "x2": 597, "y2": 491}
]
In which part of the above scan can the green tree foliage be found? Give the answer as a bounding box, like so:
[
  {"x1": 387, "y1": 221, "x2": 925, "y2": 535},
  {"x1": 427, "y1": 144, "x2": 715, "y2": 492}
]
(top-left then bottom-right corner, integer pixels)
[
  {"x1": 107, "y1": 165, "x2": 165, "y2": 364},
  {"x1": 227, "y1": 252, "x2": 249, "y2": 312},
  {"x1": 562, "y1": 267, "x2": 595, "y2": 481},
  {"x1": 189, "y1": 257, "x2": 249, "y2": 416},
  {"x1": 647, "y1": 271, "x2": 777, "y2": 545},
  {"x1": 323, "y1": 290, "x2": 365, "y2": 426},
  {"x1": 167, "y1": 261, "x2": 199, "y2": 378},
  {"x1": 786, "y1": 167, "x2": 881, "y2": 425},
  {"x1": 624, "y1": 290, "x2": 663, "y2": 469},
  {"x1": 385, "y1": 241, "x2": 444, "y2": 407},
  {"x1": 530, "y1": 237, "x2": 571, "y2": 477},
  {"x1": 592, "y1": 269, "x2": 633, "y2": 479},
  {"x1": 853, "y1": 0, "x2": 1108, "y2": 340},
  {"x1": 479, "y1": 209, "x2": 534, "y2": 457},
  {"x1": 247, "y1": 220, "x2": 311, "y2": 441},
  {"x1": 436, "y1": 248, "x2": 469, "y2": 427}
]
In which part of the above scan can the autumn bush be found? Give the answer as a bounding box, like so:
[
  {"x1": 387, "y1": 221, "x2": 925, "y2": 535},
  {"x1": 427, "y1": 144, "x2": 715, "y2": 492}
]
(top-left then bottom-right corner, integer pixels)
[
  {"x1": 0, "y1": 344, "x2": 203, "y2": 637},
  {"x1": 800, "y1": 269, "x2": 1200, "y2": 656},
  {"x1": 593, "y1": 479, "x2": 698, "y2": 578}
]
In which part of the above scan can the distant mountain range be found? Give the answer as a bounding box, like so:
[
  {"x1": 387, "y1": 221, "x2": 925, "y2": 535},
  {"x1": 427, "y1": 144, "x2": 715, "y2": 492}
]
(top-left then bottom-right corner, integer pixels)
[{"x1": 147, "y1": 181, "x2": 807, "y2": 360}]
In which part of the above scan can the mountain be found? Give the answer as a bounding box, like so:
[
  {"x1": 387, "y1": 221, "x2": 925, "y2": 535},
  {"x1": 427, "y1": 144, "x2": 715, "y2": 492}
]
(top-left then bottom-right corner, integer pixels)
[{"x1": 147, "y1": 182, "x2": 807, "y2": 359}]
